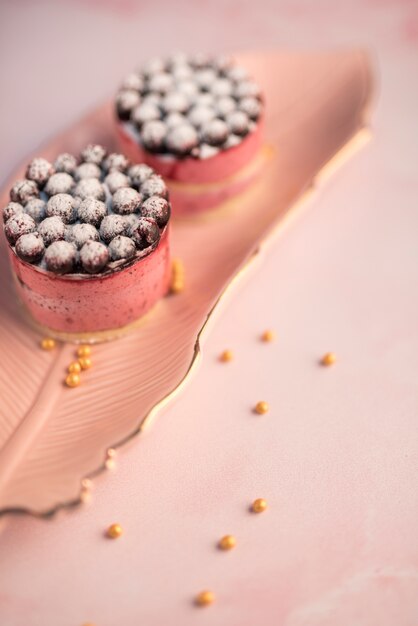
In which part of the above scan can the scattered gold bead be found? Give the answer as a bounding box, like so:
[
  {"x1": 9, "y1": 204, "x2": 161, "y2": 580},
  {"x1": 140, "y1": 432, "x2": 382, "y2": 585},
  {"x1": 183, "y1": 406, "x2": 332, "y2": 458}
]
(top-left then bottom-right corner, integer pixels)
[
  {"x1": 65, "y1": 373, "x2": 81, "y2": 388},
  {"x1": 219, "y1": 349, "x2": 233, "y2": 362},
  {"x1": 105, "y1": 458, "x2": 115, "y2": 470},
  {"x1": 106, "y1": 523, "x2": 123, "y2": 539},
  {"x1": 171, "y1": 280, "x2": 184, "y2": 294},
  {"x1": 321, "y1": 352, "x2": 336, "y2": 366},
  {"x1": 261, "y1": 329, "x2": 275, "y2": 342},
  {"x1": 77, "y1": 345, "x2": 91, "y2": 358},
  {"x1": 106, "y1": 448, "x2": 116, "y2": 459},
  {"x1": 40, "y1": 337, "x2": 56, "y2": 351},
  {"x1": 254, "y1": 401, "x2": 269, "y2": 415},
  {"x1": 218, "y1": 534, "x2": 236, "y2": 550},
  {"x1": 251, "y1": 498, "x2": 268, "y2": 513},
  {"x1": 80, "y1": 488, "x2": 91, "y2": 504},
  {"x1": 68, "y1": 361, "x2": 81, "y2": 374},
  {"x1": 171, "y1": 259, "x2": 185, "y2": 294},
  {"x1": 195, "y1": 590, "x2": 215, "y2": 607},
  {"x1": 78, "y1": 356, "x2": 92, "y2": 370},
  {"x1": 81, "y1": 478, "x2": 92, "y2": 490}
]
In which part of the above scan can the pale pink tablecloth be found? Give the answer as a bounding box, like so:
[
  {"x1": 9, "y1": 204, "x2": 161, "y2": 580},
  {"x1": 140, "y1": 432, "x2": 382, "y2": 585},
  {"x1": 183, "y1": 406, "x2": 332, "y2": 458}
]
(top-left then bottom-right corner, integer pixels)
[{"x1": 0, "y1": 1, "x2": 417, "y2": 625}]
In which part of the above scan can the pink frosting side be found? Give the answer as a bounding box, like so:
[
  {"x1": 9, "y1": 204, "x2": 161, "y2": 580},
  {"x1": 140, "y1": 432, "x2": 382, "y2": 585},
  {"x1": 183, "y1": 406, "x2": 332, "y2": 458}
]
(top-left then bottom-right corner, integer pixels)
[
  {"x1": 9, "y1": 227, "x2": 171, "y2": 334},
  {"x1": 116, "y1": 118, "x2": 264, "y2": 185}
]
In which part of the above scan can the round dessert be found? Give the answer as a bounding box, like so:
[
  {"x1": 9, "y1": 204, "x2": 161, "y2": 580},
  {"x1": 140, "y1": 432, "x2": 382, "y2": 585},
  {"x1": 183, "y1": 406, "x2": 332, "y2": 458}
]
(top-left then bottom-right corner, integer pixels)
[
  {"x1": 2, "y1": 146, "x2": 171, "y2": 336},
  {"x1": 115, "y1": 53, "x2": 265, "y2": 215}
]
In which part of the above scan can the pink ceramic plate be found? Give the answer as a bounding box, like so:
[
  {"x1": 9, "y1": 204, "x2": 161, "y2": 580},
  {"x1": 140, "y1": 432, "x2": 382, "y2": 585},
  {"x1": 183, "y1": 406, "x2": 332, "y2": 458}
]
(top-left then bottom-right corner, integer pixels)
[{"x1": 0, "y1": 50, "x2": 373, "y2": 516}]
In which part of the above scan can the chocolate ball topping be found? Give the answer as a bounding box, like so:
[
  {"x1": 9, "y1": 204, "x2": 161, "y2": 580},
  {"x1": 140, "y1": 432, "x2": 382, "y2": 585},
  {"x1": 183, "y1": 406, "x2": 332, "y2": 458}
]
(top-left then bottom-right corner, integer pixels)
[
  {"x1": 165, "y1": 124, "x2": 198, "y2": 156},
  {"x1": 3, "y1": 202, "x2": 24, "y2": 222},
  {"x1": 66, "y1": 223, "x2": 100, "y2": 249},
  {"x1": 103, "y1": 153, "x2": 129, "y2": 173},
  {"x1": 74, "y1": 162, "x2": 101, "y2": 181},
  {"x1": 5, "y1": 213, "x2": 36, "y2": 244},
  {"x1": 112, "y1": 187, "x2": 142, "y2": 214},
  {"x1": 80, "y1": 241, "x2": 109, "y2": 274},
  {"x1": 141, "y1": 196, "x2": 170, "y2": 227},
  {"x1": 128, "y1": 164, "x2": 153, "y2": 188},
  {"x1": 226, "y1": 110, "x2": 250, "y2": 136},
  {"x1": 108, "y1": 235, "x2": 136, "y2": 261},
  {"x1": 140, "y1": 175, "x2": 167, "y2": 199},
  {"x1": 46, "y1": 194, "x2": 76, "y2": 224},
  {"x1": 201, "y1": 119, "x2": 229, "y2": 146},
  {"x1": 25, "y1": 198, "x2": 47, "y2": 222},
  {"x1": 44, "y1": 241, "x2": 76, "y2": 274},
  {"x1": 80, "y1": 144, "x2": 107, "y2": 165},
  {"x1": 116, "y1": 53, "x2": 263, "y2": 158},
  {"x1": 77, "y1": 198, "x2": 107, "y2": 227},
  {"x1": 45, "y1": 173, "x2": 75, "y2": 196},
  {"x1": 116, "y1": 90, "x2": 141, "y2": 120},
  {"x1": 16, "y1": 232, "x2": 45, "y2": 263},
  {"x1": 10, "y1": 179, "x2": 39, "y2": 205},
  {"x1": 99, "y1": 214, "x2": 126, "y2": 244},
  {"x1": 131, "y1": 102, "x2": 161, "y2": 128},
  {"x1": 74, "y1": 178, "x2": 106, "y2": 201},
  {"x1": 141, "y1": 120, "x2": 168, "y2": 152},
  {"x1": 38, "y1": 216, "x2": 66, "y2": 246},
  {"x1": 105, "y1": 171, "x2": 130, "y2": 194},
  {"x1": 129, "y1": 217, "x2": 160, "y2": 250},
  {"x1": 54, "y1": 153, "x2": 78, "y2": 174},
  {"x1": 4, "y1": 147, "x2": 171, "y2": 275},
  {"x1": 26, "y1": 158, "x2": 54, "y2": 187}
]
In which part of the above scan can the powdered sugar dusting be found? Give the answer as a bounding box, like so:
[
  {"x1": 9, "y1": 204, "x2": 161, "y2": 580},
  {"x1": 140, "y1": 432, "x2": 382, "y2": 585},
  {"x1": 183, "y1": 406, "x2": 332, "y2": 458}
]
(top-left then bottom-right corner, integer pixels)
[
  {"x1": 116, "y1": 53, "x2": 263, "y2": 159},
  {"x1": 2, "y1": 146, "x2": 170, "y2": 276}
]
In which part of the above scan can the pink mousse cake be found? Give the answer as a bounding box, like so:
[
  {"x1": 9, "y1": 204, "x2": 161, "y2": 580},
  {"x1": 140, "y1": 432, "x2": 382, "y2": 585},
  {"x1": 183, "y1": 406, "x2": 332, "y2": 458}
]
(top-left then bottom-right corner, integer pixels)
[
  {"x1": 2, "y1": 146, "x2": 171, "y2": 336},
  {"x1": 115, "y1": 53, "x2": 264, "y2": 214}
]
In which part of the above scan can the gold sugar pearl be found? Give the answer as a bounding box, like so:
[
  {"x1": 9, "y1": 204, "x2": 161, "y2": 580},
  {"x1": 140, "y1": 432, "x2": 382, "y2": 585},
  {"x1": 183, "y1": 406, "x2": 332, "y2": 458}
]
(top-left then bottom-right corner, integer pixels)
[
  {"x1": 106, "y1": 523, "x2": 123, "y2": 539},
  {"x1": 261, "y1": 329, "x2": 276, "y2": 342},
  {"x1": 195, "y1": 590, "x2": 215, "y2": 607},
  {"x1": 219, "y1": 349, "x2": 233, "y2": 363},
  {"x1": 171, "y1": 280, "x2": 184, "y2": 294},
  {"x1": 68, "y1": 361, "x2": 81, "y2": 374},
  {"x1": 321, "y1": 352, "x2": 336, "y2": 366},
  {"x1": 218, "y1": 534, "x2": 236, "y2": 551},
  {"x1": 41, "y1": 337, "x2": 56, "y2": 351},
  {"x1": 251, "y1": 498, "x2": 268, "y2": 513},
  {"x1": 80, "y1": 489, "x2": 91, "y2": 504},
  {"x1": 65, "y1": 373, "x2": 81, "y2": 388},
  {"x1": 171, "y1": 259, "x2": 185, "y2": 294},
  {"x1": 78, "y1": 356, "x2": 92, "y2": 370},
  {"x1": 254, "y1": 401, "x2": 269, "y2": 415},
  {"x1": 106, "y1": 448, "x2": 116, "y2": 459},
  {"x1": 77, "y1": 345, "x2": 91, "y2": 358},
  {"x1": 80, "y1": 478, "x2": 92, "y2": 502}
]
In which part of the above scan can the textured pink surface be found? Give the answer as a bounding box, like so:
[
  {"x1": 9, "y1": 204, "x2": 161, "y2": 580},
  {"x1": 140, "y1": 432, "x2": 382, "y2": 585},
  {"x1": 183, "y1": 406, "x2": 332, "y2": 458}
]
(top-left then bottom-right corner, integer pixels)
[
  {"x1": 0, "y1": 48, "x2": 370, "y2": 513},
  {"x1": 0, "y1": 2, "x2": 417, "y2": 626}
]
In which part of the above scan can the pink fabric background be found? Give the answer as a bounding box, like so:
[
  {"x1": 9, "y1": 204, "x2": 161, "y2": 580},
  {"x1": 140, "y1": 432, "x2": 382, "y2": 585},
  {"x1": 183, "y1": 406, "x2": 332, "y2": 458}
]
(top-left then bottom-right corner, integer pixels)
[{"x1": 0, "y1": 1, "x2": 417, "y2": 625}]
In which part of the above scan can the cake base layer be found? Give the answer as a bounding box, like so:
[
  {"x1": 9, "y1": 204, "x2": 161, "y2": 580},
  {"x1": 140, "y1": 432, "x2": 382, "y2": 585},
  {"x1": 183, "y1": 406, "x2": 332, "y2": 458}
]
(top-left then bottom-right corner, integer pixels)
[{"x1": 9, "y1": 227, "x2": 171, "y2": 335}]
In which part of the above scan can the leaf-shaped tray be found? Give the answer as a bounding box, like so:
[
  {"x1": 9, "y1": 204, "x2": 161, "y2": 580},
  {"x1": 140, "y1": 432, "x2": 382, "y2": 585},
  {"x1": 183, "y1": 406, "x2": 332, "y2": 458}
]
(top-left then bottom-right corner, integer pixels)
[{"x1": 0, "y1": 50, "x2": 373, "y2": 516}]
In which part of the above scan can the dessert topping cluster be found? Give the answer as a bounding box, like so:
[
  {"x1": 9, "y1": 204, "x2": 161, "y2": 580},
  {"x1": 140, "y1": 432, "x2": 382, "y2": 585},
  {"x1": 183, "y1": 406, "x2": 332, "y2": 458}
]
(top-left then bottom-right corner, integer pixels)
[
  {"x1": 116, "y1": 53, "x2": 263, "y2": 158},
  {"x1": 2, "y1": 148, "x2": 170, "y2": 275}
]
